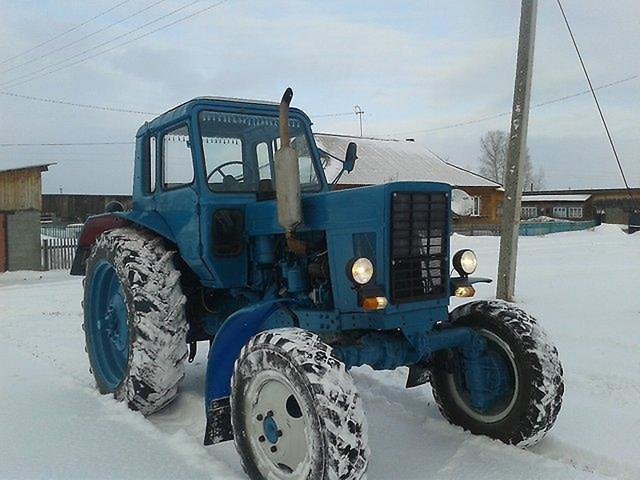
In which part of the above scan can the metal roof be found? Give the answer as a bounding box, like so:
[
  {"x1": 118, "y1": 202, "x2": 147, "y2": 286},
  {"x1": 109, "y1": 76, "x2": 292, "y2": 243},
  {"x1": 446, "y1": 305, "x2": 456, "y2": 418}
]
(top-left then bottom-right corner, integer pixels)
[
  {"x1": 0, "y1": 161, "x2": 55, "y2": 174},
  {"x1": 315, "y1": 134, "x2": 501, "y2": 188},
  {"x1": 522, "y1": 194, "x2": 591, "y2": 202}
]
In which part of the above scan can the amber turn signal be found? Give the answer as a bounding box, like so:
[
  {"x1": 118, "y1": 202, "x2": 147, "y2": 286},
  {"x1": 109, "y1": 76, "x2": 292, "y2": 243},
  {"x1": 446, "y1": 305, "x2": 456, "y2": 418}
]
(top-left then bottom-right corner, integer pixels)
[
  {"x1": 454, "y1": 286, "x2": 476, "y2": 298},
  {"x1": 362, "y1": 296, "x2": 388, "y2": 311}
]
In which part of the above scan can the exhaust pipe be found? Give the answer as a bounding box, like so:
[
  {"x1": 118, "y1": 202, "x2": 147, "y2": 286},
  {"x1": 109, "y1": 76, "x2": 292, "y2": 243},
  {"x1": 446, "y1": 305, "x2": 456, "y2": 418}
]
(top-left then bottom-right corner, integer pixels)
[{"x1": 275, "y1": 87, "x2": 302, "y2": 236}]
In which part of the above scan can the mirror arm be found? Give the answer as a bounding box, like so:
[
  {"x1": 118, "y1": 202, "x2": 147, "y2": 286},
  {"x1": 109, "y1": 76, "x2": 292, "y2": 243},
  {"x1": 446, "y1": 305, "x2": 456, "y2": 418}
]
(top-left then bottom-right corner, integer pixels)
[{"x1": 318, "y1": 148, "x2": 348, "y2": 185}]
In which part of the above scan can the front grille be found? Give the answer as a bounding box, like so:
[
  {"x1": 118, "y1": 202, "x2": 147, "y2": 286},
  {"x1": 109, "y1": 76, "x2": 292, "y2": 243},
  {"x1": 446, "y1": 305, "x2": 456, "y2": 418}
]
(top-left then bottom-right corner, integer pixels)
[{"x1": 390, "y1": 192, "x2": 448, "y2": 303}]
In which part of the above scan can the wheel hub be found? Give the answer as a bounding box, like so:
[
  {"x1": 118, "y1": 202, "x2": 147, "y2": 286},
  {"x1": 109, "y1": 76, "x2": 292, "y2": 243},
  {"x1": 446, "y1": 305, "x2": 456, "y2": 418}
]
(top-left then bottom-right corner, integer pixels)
[
  {"x1": 87, "y1": 260, "x2": 129, "y2": 390},
  {"x1": 244, "y1": 373, "x2": 310, "y2": 476},
  {"x1": 262, "y1": 414, "x2": 280, "y2": 444}
]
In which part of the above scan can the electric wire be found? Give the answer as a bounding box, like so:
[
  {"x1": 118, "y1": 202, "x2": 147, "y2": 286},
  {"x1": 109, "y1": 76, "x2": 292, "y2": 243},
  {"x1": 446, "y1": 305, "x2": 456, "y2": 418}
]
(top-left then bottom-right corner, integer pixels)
[
  {"x1": 1, "y1": 0, "x2": 230, "y2": 90},
  {"x1": 0, "y1": 142, "x2": 135, "y2": 147},
  {"x1": 0, "y1": 0, "x2": 170, "y2": 75},
  {"x1": 391, "y1": 73, "x2": 639, "y2": 136},
  {"x1": 556, "y1": 0, "x2": 638, "y2": 210},
  {"x1": 0, "y1": 0, "x2": 132, "y2": 66}
]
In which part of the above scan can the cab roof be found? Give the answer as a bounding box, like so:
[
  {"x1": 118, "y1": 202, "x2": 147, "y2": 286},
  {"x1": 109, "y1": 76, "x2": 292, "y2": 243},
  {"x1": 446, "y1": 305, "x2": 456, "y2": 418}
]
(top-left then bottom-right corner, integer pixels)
[{"x1": 136, "y1": 96, "x2": 310, "y2": 137}]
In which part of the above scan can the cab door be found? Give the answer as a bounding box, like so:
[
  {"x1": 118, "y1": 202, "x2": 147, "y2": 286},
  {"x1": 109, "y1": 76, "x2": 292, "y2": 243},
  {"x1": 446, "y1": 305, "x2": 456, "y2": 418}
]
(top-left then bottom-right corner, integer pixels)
[{"x1": 154, "y1": 122, "x2": 211, "y2": 281}]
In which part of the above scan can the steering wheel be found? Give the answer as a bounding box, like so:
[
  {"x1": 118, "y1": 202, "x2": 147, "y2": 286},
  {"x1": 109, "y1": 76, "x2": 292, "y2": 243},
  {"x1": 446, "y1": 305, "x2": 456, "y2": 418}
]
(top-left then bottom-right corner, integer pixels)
[{"x1": 207, "y1": 161, "x2": 244, "y2": 181}]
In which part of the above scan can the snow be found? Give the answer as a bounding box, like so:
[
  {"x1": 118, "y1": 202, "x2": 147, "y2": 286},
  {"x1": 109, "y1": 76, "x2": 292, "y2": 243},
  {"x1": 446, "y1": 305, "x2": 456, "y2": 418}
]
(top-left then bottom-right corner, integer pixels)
[{"x1": 1, "y1": 225, "x2": 639, "y2": 479}]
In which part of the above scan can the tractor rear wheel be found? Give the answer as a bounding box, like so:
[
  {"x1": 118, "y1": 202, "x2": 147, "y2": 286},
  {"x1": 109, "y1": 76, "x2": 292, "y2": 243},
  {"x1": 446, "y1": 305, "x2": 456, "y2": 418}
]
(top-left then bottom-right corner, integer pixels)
[
  {"x1": 83, "y1": 228, "x2": 188, "y2": 414},
  {"x1": 230, "y1": 328, "x2": 369, "y2": 480},
  {"x1": 430, "y1": 300, "x2": 564, "y2": 447}
]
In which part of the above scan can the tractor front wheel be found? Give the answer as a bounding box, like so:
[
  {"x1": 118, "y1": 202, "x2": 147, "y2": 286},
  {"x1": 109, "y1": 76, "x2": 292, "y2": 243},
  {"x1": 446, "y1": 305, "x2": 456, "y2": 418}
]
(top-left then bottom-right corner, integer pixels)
[
  {"x1": 430, "y1": 300, "x2": 564, "y2": 447},
  {"x1": 230, "y1": 328, "x2": 369, "y2": 480}
]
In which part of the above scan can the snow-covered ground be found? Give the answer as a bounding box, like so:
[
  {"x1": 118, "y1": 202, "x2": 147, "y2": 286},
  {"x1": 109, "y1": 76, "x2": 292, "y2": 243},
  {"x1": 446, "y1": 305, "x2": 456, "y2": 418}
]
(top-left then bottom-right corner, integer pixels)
[{"x1": 1, "y1": 225, "x2": 639, "y2": 479}]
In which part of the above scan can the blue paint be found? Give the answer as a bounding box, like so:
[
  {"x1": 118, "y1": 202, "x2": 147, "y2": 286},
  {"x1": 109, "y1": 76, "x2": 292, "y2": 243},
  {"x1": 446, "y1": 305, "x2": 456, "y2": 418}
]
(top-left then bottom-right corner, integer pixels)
[
  {"x1": 86, "y1": 259, "x2": 129, "y2": 390},
  {"x1": 204, "y1": 300, "x2": 293, "y2": 409},
  {"x1": 263, "y1": 416, "x2": 279, "y2": 444}
]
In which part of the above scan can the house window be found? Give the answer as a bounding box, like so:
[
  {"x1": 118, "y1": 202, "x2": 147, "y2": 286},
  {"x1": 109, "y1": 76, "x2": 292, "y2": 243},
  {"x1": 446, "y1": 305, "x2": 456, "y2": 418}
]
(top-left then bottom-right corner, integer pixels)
[
  {"x1": 471, "y1": 196, "x2": 481, "y2": 216},
  {"x1": 553, "y1": 206, "x2": 567, "y2": 218},
  {"x1": 522, "y1": 206, "x2": 537, "y2": 218},
  {"x1": 568, "y1": 207, "x2": 583, "y2": 218}
]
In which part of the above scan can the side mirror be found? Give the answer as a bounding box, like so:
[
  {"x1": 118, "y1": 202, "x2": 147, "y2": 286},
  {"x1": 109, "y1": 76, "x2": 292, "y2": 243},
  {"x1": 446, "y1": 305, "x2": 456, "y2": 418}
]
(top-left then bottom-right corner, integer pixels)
[
  {"x1": 343, "y1": 142, "x2": 358, "y2": 173},
  {"x1": 451, "y1": 189, "x2": 474, "y2": 217}
]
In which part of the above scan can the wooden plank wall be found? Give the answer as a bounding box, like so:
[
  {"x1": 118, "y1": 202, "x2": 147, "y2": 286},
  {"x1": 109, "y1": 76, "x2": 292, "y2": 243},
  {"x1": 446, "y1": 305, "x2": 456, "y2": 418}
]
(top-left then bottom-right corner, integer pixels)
[
  {"x1": 0, "y1": 168, "x2": 42, "y2": 211},
  {"x1": 0, "y1": 213, "x2": 6, "y2": 272}
]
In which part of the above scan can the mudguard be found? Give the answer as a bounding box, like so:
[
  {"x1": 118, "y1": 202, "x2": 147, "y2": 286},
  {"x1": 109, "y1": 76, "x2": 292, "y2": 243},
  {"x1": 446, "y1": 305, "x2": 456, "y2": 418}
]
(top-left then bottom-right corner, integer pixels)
[
  {"x1": 70, "y1": 211, "x2": 175, "y2": 276},
  {"x1": 203, "y1": 299, "x2": 295, "y2": 445}
]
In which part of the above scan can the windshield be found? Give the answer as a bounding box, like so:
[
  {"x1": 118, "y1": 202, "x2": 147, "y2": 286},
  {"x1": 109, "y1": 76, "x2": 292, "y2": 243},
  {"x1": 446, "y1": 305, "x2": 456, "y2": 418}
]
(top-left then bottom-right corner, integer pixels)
[{"x1": 198, "y1": 111, "x2": 322, "y2": 193}]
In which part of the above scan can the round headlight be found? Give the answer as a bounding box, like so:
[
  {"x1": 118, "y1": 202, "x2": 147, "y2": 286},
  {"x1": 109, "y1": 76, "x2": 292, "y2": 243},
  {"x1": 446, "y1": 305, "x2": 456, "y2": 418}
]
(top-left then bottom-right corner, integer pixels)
[
  {"x1": 453, "y1": 249, "x2": 477, "y2": 275},
  {"x1": 351, "y1": 257, "x2": 374, "y2": 285}
]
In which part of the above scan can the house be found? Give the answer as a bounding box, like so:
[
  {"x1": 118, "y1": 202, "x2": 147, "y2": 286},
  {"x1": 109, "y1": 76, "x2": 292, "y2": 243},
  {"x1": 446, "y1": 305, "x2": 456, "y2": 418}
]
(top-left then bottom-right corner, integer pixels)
[
  {"x1": 521, "y1": 194, "x2": 594, "y2": 221},
  {"x1": 314, "y1": 133, "x2": 504, "y2": 226},
  {"x1": 522, "y1": 188, "x2": 640, "y2": 224},
  {"x1": 0, "y1": 161, "x2": 54, "y2": 272}
]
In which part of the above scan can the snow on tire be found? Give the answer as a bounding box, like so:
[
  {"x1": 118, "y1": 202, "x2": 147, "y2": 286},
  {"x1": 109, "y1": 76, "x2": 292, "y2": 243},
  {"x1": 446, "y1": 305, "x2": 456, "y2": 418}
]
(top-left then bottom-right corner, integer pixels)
[
  {"x1": 430, "y1": 300, "x2": 564, "y2": 447},
  {"x1": 83, "y1": 227, "x2": 188, "y2": 414},
  {"x1": 230, "y1": 328, "x2": 369, "y2": 480}
]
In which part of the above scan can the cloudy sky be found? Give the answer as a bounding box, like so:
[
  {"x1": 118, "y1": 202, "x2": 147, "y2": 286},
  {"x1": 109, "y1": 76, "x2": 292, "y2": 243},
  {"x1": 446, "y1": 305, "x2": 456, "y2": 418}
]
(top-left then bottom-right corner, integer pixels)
[{"x1": 0, "y1": 0, "x2": 638, "y2": 194}]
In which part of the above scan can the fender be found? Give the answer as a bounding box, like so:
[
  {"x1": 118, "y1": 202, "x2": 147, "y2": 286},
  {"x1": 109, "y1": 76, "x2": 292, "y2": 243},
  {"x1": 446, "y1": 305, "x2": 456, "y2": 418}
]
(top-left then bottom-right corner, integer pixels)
[
  {"x1": 203, "y1": 299, "x2": 295, "y2": 445},
  {"x1": 70, "y1": 211, "x2": 175, "y2": 276}
]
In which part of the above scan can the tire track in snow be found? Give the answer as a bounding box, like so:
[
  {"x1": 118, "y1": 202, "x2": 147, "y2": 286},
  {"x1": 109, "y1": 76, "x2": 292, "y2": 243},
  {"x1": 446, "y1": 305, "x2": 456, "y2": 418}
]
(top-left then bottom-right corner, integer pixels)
[{"x1": 351, "y1": 368, "x2": 626, "y2": 480}]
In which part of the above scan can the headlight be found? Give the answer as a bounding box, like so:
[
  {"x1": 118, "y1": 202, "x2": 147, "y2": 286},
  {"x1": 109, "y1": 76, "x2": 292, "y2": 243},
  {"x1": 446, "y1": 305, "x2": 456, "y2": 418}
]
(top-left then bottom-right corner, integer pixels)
[
  {"x1": 350, "y1": 257, "x2": 374, "y2": 285},
  {"x1": 453, "y1": 249, "x2": 477, "y2": 275}
]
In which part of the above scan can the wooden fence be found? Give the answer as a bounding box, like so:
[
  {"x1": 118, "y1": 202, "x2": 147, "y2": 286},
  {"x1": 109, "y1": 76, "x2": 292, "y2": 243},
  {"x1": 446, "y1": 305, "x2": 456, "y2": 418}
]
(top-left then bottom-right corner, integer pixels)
[{"x1": 42, "y1": 237, "x2": 78, "y2": 271}]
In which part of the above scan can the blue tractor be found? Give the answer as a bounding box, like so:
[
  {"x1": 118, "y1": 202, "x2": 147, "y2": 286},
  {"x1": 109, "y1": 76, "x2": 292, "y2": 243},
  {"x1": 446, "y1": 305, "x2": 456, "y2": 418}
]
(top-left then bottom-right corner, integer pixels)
[{"x1": 72, "y1": 89, "x2": 564, "y2": 480}]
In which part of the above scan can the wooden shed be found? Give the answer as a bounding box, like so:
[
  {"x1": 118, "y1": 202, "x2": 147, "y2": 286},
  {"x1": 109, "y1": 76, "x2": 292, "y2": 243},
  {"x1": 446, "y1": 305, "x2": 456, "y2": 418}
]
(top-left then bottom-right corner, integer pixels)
[{"x1": 0, "y1": 161, "x2": 54, "y2": 272}]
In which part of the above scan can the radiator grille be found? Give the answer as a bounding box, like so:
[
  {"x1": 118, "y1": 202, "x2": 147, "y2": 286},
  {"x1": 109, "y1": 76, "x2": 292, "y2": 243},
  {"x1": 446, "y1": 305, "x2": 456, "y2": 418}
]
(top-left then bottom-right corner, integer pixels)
[{"x1": 390, "y1": 192, "x2": 448, "y2": 303}]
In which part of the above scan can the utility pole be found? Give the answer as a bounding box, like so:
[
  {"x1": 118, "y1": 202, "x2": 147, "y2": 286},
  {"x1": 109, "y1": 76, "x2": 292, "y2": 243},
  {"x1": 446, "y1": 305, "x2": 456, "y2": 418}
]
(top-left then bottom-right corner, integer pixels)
[
  {"x1": 354, "y1": 105, "x2": 364, "y2": 137},
  {"x1": 496, "y1": 0, "x2": 538, "y2": 302}
]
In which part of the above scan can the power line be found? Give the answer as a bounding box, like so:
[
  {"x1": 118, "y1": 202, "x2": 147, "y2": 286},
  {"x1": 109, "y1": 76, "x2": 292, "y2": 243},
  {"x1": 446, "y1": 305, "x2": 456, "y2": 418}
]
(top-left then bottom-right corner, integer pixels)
[
  {"x1": 313, "y1": 112, "x2": 357, "y2": 118},
  {"x1": 0, "y1": 142, "x2": 135, "y2": 147},
  {"x1": 0, "y1": 91, "x2": 159, "y2": 115},
  {"x1": 0, "y1": 0, "x2": 205, "y2": 87},
  {"x1": 0, "y1": 89, "x2": 361, "y2": 120},
  {"x1": 1, "y1": 0, "x2": 230, "y2": 90},
  {"x1": 0, "y1": 0, "x2": 170, "y2": 76},
  {"x1": 0, "y1": 1, "x2": 132, "y2": 66},
  {"x1": 556, "y1": 0, "x2": 638, "y2": 210},
  {"x1": 391, "y1": 73, "x2": 639, "y2": 136}
]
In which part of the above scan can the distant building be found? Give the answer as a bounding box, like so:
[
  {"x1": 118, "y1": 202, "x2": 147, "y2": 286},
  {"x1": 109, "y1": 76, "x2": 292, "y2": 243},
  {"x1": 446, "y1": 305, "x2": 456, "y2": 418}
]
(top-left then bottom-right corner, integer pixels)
[
  {"x1": 42, "y1": 194, "x2": 133, "y2": 223},
  {"x1": 315, "y1": 133, "x2": 504, "y2": 226},
  {"x1": 0, "y1": 161, "x2": 54, "y2": 272},
  {"x1": 521, "y1": 194, "x2": 593, "y2": 221},
  {"x1": 523, "y1": 188, "x2": 640, "y2": 224}
]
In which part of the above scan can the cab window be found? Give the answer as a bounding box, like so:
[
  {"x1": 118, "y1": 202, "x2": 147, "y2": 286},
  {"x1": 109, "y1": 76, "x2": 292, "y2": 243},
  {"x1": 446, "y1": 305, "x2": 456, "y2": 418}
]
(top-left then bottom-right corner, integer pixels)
[{"x1": 162, "y1": 124, "x2": 194, "y2": 189}]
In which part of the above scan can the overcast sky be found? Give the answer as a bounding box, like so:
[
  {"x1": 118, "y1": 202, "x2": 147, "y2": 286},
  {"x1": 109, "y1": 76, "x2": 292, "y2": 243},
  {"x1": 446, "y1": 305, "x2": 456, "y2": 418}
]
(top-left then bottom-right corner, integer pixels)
[{"x1": 0, "y1": 0, "x2": 638, "y2": 195}]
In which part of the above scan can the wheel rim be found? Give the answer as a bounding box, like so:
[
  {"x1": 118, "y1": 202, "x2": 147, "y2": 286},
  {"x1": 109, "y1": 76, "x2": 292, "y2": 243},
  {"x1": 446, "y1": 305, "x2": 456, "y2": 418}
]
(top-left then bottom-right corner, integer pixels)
[
  {"x1": 447, "y1": 329, "x2": 519, "y2": 423},
  {"x1": 87, "y1": 259, "x2": 129, "y2": 390},
  {"x1": 243, "y1": 371, "x2": 313, "y2": 478}
]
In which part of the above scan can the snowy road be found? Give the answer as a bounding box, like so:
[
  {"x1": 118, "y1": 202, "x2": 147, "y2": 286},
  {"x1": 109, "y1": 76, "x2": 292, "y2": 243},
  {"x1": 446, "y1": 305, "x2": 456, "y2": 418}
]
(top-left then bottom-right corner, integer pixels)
[{"x1": 1, "y1": 225, "x2": 639, "y2": 479}]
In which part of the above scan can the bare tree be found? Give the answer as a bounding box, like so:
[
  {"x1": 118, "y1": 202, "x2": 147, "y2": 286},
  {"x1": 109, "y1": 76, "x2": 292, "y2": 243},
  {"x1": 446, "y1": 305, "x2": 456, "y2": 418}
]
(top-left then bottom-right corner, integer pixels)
[{"x1": 478, "y1": 130, "x2": 544, "y2": 191}]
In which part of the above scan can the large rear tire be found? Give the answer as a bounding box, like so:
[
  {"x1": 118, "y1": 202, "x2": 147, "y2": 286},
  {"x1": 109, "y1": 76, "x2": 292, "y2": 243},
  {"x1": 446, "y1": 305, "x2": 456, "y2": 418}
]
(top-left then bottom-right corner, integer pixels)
[
  {"x1": 230, "y1": 328, "x2": 369, "y2": 480},
  {"x1": 83, "y1": 228, "x2": 188, "y2": 414},
  {"x1": 431, "y1": 300, "x2": 564, "y2": 447}
]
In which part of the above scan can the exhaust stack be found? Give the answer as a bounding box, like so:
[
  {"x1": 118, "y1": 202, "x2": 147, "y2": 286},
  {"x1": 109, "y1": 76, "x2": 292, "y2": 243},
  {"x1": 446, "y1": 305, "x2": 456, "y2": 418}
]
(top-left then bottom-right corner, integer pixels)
[{"x1": 275, "y1": 87, "x2": 302, "y2": 235}]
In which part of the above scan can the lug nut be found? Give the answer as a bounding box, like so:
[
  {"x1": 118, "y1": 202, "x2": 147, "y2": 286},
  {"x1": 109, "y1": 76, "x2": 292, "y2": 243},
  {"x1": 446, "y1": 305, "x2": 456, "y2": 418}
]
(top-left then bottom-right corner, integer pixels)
[
  {"x1": 270, "y1": 446, "x2": 277, "y2": 453},
  {"x1": 256, "y1": 414, "x2": 263, "y2": 421},
  {"x1": 259, "y1": 435, "x2": 265, "y2": 443},
  {"x1": 267, "y1": 410, "x2": 274, "y2": 417},
  {"x1": 276, "y1": 430, "x2": 283, "y2": 437}
]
